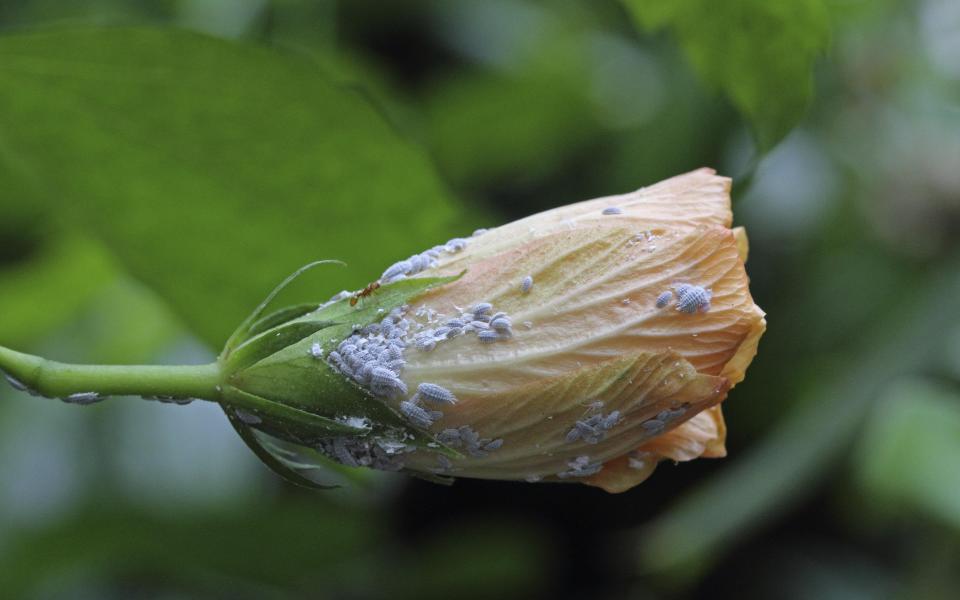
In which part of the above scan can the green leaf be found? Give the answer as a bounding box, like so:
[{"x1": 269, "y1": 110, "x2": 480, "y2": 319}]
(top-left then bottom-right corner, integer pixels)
[
  {"x1": 622, "y1": 0, "x2": 830, "y2": 150},
  {"x1": 0, "y1": 233, "x2": 116, "y2": 347},
  {"x1": 855, "y1": 379, "x2": 960, "y2": 530},
  {"x1": 0, "y1": 27, "x2": 467, "y2": 349}
]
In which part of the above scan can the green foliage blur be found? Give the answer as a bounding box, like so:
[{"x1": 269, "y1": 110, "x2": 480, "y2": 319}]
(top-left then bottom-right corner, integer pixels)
[{"x1": 0, "y1": 0, "x2": 958, "y2": 598}]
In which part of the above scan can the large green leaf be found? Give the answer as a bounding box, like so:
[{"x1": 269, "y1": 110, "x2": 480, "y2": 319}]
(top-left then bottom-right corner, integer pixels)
[
  {"x1": 0, "y1": 27, "x2": 466, "y2": 348},
  {"x1": 855, "y1": 379, "x2": 960, "y2": 530},
  {"x1": 623, "y1": 0, "x2": 830, "y2": 150}
]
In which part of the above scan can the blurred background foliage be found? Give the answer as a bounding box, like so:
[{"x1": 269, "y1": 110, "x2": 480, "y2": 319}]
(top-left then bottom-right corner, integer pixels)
[{"x1": 0, "y1": 0, "x2": 958, "y2": 598}]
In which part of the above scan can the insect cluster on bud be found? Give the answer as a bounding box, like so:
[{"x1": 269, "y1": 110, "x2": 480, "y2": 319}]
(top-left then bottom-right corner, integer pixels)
[{"x1": 217, "y1": 168, "x2": 765, "y2": 492}]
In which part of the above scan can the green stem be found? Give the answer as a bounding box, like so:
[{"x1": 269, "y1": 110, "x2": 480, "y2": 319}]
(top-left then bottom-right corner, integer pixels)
[{"x1": 0, "y1": 345, "x2": 222, "y2": 402}]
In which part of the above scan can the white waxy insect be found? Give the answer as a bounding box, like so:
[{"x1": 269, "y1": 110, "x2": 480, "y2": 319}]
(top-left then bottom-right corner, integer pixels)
[
  {"x1": 370, "y1": 366, "x2": 407, "y2": 397},
  {"x1": 328, "y1": 290, "x2": 352, "y2": 303},
  {"x1": 601, "y1": 207, "x2": 623, "y2": 215},
  {"x1": 458, "y1": 426, "x2": 480, "y2": 446},
  {"x1": 327, "y1": 350, "x2": 345, "y2": 368},
  {"x1": 309, "y1": 342, "x2": 324, "y2": 359},
  {"x1": 466, "y1": 321, "x2": 490, "y2": 332},
  {"x1": 445, "y1": 238, "x2": 468, "y2": 252},
  {"x1": 332, "y1": 438, "x2": 359, "y2": 467},
  {"x1": 490, "y1": 316, "x2": 512, "y2": 332},
  {"x1": 445, "y1": 318, "x2": 466, "y2": 328},
  {"x1": 477, "y1": 330, "x2": 500, "y2": 343},
  {"x1": 385, "y1": 357, "x2": 406, "y2": 370},
  {"x1": 472, "y1": 228, "x2": 488, "y2": 237},
  {"x1": 63, "y1": 391, "x2": 103, "y2": 405},
  {"x1": 378, "y1": 440, "x2": 407, "y2": 454},
  {"x1": 472, "y1": 302, "x2": 493, "y2": 316},
  {"x1": 557, "y1": 455, "x2": 603, "y2": 478},
  {"x1": 4, "y1": 372, "x2": 30, "y2": 392},
  {"x1": 675, "y1": 284, "x2": 712, "y2": 314},
  {"x1": 641, "y1": 418, "x2": 664, "y2": 432},
  {"x1": 417, "y1": 382, "x2": 457, "y2": 405},
  {"x1": 354, "y1": 362, "x2": 373, "y2": 384},
  {"x1": 655, "y1": 291, "x2": 674, "y2": 309},
  {"x1": 565, "y1": 428, "x2": 582, "y2": 443},
  {"x1": 381, "y1": 260, "x2": 412, "y2": 281},
  {"x1": 484, "y1": 438, "x2": 504, "y2": 451},
  {"x1": 575, "y1": 420, "x2": 599, "y2": 436},
  {"x1": 602, "y1": 410, "x2": 621, "y2": 429},
  {"x1": 414, "y1": 337, "x2": 437, "y2": 352},
  {"x1": 436, "y1": 455, "x2": 453, "y2": 471},
  {"x1": 437, "y1": 428, "x2": 462, "y2": 446},
  {"x1": 400, "y1": 400, "x2": 435, "y2": 429},
  {"x1": 379, "y1": 345, "x2": 403, "y2": 362},
  {"x1": 520, "y1": 275, "x2": 533, "y2": 293}
]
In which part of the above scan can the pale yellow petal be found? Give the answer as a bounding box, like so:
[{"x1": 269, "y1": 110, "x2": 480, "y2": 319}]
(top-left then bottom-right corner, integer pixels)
[
  {"x1": 402, "y1": 351, "x2": 729, "y2": 481},
  {"x1": 733, "y1": 226, "x2": 749, "y2": 262},
  {"x1": 430, "y1": 168, "x2": 732, "y2": 274},
  {"x1": 404, "y1": 222, "x2": 760, "y2": 394}
]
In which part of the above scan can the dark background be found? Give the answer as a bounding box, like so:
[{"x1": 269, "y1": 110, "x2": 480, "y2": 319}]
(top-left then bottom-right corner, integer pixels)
[{"x1": 1, "y1": 1, "x2": 959, "y2": 598}]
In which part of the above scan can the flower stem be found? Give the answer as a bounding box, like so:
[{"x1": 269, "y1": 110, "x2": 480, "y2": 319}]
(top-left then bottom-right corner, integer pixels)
[{"x1": 0, "y1": 345, "x2": 222, "y2": 402}]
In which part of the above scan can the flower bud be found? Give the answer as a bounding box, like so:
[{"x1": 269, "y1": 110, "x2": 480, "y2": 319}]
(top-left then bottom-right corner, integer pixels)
[{"x1": 222, "y1": 168, "x2": 765, "y2": 492}]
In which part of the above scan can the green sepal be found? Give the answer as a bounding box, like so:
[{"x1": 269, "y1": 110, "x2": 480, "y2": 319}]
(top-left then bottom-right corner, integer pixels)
[
  {"x1": 255, "y1": 434, "x2": 379, "y2": 489},
  {"x1": 219, "y1": 385, "x2": 368, "y2": 446},
  {"x1": 225, "y1": 272, "x2": 465, "y2": 452},
  {"x1": 220, "y1": 269, "x2": 467, "y2": 477},
  {"x1": 224, "y1": 319, "x2": 335, "y2": 372},
  {"x1": 246, "y1": 302, "x2": 322, "y2": 339},
  {"x1": 223, "y1": 407, "x2": 338, "y2": 490},
  {"x1": 221, "y1": 260, "x2": 344, "y2": 358},
  {"x1": 306, "y1": 271, "x2": 465, "y2": 326}
]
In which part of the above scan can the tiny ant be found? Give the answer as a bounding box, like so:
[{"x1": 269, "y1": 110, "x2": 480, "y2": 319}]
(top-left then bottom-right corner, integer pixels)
[{"x1": 350, "y1": 280, "x2": 381, "y2": 306}]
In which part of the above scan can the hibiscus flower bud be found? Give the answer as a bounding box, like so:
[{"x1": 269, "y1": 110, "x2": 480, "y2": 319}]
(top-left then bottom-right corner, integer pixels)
[
  {"x1": 0, "y1": 168, "x2": 764, "y2": 493},
  {"x1": 226, "y1": 168, "x2": 765, "y2": 491}
]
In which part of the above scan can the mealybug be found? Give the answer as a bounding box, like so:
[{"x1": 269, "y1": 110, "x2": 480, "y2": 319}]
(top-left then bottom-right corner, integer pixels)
[
  {"x1": 417, "y1": 382, "x2": 457, "y2": 405},
  {"x1": 675, "y1": 284, "x2": 712, "y2": 314},
  {"x1": 520, "y1": 275, "x2": 533, "y2": 293},
  {"x1": 655, "y1": 291, "x2": 673, "y2": 308},
  {"x1": 400, "y1": 400, "x2": 434, "y2": 429}
]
